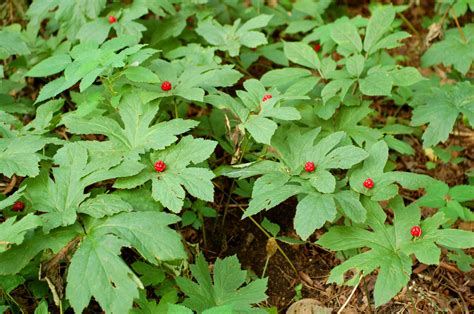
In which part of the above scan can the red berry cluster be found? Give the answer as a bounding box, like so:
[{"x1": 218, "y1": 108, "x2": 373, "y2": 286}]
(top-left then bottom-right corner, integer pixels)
[
  {"x1": 154, "y1": 160, "x2": 166, "y2": 172},
  {"x1": 12, "y1": 201, "x2": 25, "y2": 212},
  {"x1": 363, "y1": 178, "x2": 374, "y2": 189},
  {"x1": 108, "y1": 15, "x2": 117, "y2": 24},
  {"x1": 161, "y1": 81, "x2": 172, "y2": 91},
  {"x1": 313, "y1": 43, "x2": 321, "y2": 52},
  {"x1": 410, "y1": 226, "x2": 422, "y2": 237},
  {"x1": 262, "y1": 94, "x2": 272, "y2": 102},
  {"x1": 304, "y1": 161, "x2": 315, "y2": 173}
]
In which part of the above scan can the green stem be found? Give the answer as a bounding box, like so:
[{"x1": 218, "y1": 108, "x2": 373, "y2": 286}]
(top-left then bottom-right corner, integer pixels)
[{"x1": 198, "y1": 211, "x2": 207, "y2": 250}]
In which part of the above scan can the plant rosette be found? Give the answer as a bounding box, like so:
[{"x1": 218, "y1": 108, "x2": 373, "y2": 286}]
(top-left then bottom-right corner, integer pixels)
[
  {"x1": 218, "y1": 127, "x2": 373, "y2": 240},
  {"x1": 317, "y1": 196, "x2": 473, "y2": 307},
  {"x1": 114, "y1": 136, "x2": 217, "y2": 213},
  {"x1": 350, "y1": 141, "x2": 436, "y2": 201}
]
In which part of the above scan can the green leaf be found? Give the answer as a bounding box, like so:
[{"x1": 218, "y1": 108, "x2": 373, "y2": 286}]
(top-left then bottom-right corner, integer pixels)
[
  {"x1": 317, "y1": 226, "x2": 381, "y2": 251},
  {"x1": 64, "y1": 93, "x2": 198, "y2": 157},
  {"x1": 151, "y1": 174, "x2": 185, "y2": 213},
  {"x1": 450, "y1": 185, "x2": 474, "y2": 202},
  {"x1": 283, "y1": 41, "x2": 320, "y2": 69},
  {"x1": 448, "y1": 249, "x2": 474, "y2": 272},
  {"x1": 0, "y1": 136, "x2": 58, "y2": 178},
  {"x1": 244, "y1": 172, "x2": 300, "y2": 218},
  {"x1": 330, "y1": 21, "x2": 362, "y2": 54},
  {"x1": 364, "y1": 5, "x2": 396, "y2": 54},
  {"x1": 309, "y1": 169, "x2": 336, "y2": 193},
  {"x1": 294, "y1": 193, "x2": 336, "y2": 240},
  {"x1": 384, "y1": 135, "x2": 415, "y2": 155},
  {"x1": 168, "y1": 304, "x2": 193, "y2": 314},
  {"x1": 346, "y1": 54, "x2": 365, "y2": 77},
  {"x1": 411, "y1": 82, "x2": 474, "y2": 148},
  {"x1": 390, "y1": 67, "x2": 424, "y2": 87},
  {"x1": 0, "y1": 228, "x2": 79, "y2": 275},
  {"x1": 429, "y1": 229, "x2": 474, "y2": 248},
  {"x1": 359, "y1": 69, "x2": 393, "y2": 96},
  {"x1": 238, "y1": 14, "x2": 273, "y2": 33},
  {"x1": 318, "y1": 196, "x2": 473, "y2": 308},
  {"x1": 118, "y1": 136, "x2": 216, "y2": 213},
  {"x1": 196, "y1": 15, "x2": 271, "y2": 57},
  {"x1": 422, "y1": 24, "x2": 474, "y2": 75},
  {"x1": 33, "y1": 300, "x2": 49, "y2": 314},
  {"x1": 26, "y1": 99, "x2": 64, "y2": 134},
  {"x1": 215, "y1": 160, "x2": 282, "y2": 179},
  {"x1": 244, "y1": 116, "x2": 278, "y2": 145},
  {"x1": 24, "y1": 142, "x2": 143, "y2": 232},
  {"x1": 35, "y1": 77, "x2": 74, "y2": 103},
  {"x1": 370, "y1": 31, "x2": 411, "y2": 52},
  {"x1": 124, "y1": 66, "x2": 160, "y2": 83},
  {"x1": 77, "y1": 194, "x2": 133, "y2": 218},
  {"x1": 66, "y1": 235, "x2": 143, "y2": 314},
  {"x1": 373, "y1": 253, "x2": 411, "y2": 307},
  {"x1": 0, "y1": 29, "x2": 30, "y2": 59},
  {"x1": 26, "y1": 54, "x2": 72, "y2": 77},
  {"x1": 320, "y1": 145, "x2": 368, "y2": 169},
  {"x1": 76, "y1": 19, "x2": 110, "y2": 44},
  {"x1": 0, "y1": 214, "x2": 42, "y2": 252},
  {"x1": 131, "y1": 261, "x2": 165, "y2": 286},
  {"x1": 92, "y1": 211, "x2": 186, "y2": 262},
  {"x1": 334, "y1": 190, "x2": 367, "y2": 223},
  {"x1": 176, "y1": 253, "x2": 268, "y2": 313}
]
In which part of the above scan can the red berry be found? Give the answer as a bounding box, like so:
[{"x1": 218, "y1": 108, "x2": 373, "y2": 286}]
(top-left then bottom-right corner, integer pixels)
[
  {"x1": 363, "y1": 178, "x2": 374, "y2": 189},
  {"x1": 410, "y1": 226, "x2": 422, "y2": 237},
  {"x1": 108, "y1": 15, "x2": 117, "y2": 24},
  {"x1": 313, "y1": 43, "x2": 321, "y2": 52},
  {"x1": 304, "y1": 161, "x2": 315, "y2": 173},
  {"x1": 262, "y1": 94, "x2": 272, "y2": 102},
  {"x1": 154, "y1": 160, "x2": 166, "y2": 172},
  {"x1": 161, "y1": 81, "x2": 172, "y2": 91},
  {"x1": 12, "y1": 201, "x2": 25, "y2": 212}
]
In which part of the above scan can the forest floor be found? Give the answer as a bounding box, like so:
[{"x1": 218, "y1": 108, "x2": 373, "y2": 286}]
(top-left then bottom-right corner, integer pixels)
[
  {"x1": 182, "y1": 1, "x2": 474, "y2": 313},
  {"x1": 2, "y1": 0, "x2": 473, "y2": 313}
]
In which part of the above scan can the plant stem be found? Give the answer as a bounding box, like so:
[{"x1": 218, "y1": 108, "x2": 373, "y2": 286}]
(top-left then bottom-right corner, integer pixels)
[
  {"x1": 337, "y1": 273, "x2": 363, "y2": 314},
  {"x1": 362, "y1": 276, "x2": 373, "y2": 314},
  {"x1": 450, "y1": 9, "x2": 467, "y2": 43},
  {"x1": 213, "y1": 182, "x2": 299, "y2": 277},
  {"x1": 198, "y1": 211, "x2": 207, "y2": 250},
  {"x1": 240, "y1": 208, "x2": 299, "y2": 277},
  {"x1": 397, "y1": 12, "x2": 419, "y2": 37},
  {"x1": 261, "y1": 255, "x2": 270, "y2": 277}
]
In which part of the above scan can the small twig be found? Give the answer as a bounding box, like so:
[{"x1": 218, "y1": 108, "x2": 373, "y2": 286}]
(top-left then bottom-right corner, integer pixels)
[
  {"x1": 362, "y1": 276, "x2": 373, "y2": 314},
  {"x1": 397, "y1": 12, "x2": 420, "y2": 37},
  {"x1": 450, "y1": 9, "x2": 467, "y2": 43},
  {"x1": 261, "y1": 255, "x2": 270, "y2": 277},
  {"x1": 337, "y1": 274, "x2": 363, "y2": 314}
]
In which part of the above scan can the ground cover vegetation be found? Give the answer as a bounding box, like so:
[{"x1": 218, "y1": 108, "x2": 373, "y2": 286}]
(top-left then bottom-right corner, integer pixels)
[{"x1": 0, "y1": 0, "x2": 473, "y2": 313}]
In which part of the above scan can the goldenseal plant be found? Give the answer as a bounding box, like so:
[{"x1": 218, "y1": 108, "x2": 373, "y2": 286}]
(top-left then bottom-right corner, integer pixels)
[{"x1": 0, "y1": 1, "x2": 473, "y2": 313}]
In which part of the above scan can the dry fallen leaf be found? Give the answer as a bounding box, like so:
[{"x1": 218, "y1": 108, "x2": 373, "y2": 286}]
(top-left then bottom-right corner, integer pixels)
[{"x1": 286, "y1": 298, "x2": 332, "y2": 314}]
